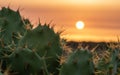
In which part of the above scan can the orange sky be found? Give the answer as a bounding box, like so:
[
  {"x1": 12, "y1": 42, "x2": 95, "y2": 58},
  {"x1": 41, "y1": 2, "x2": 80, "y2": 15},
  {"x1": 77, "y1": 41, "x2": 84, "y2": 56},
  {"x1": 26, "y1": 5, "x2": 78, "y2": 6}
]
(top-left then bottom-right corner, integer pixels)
[{"x1": 0, "y1": 0, "x2": 120, "y2": 42}]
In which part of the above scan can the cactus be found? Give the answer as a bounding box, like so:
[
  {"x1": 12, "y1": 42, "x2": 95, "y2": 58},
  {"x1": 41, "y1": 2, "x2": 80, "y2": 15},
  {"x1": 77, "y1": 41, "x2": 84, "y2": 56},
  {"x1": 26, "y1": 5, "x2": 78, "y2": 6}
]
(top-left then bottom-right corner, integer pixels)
[
  {"x1": 60, "y1": 49, "x2": 94, "y2": 75},
  {"x1": 0, "y1": 7, "x2": 62, "y2": 75},
  {"x1": 0, "y1": 7, "x2": 31, "y2": 46},
  {"x1": 5, "y1": 48, "x2": 48, "y2": 75},
  {"x1": 0, "y1": 7, "x2": 32, "y2": 58},
  {"x1": 0, "y1": 7, "x2": 32, "y2": 69},
  {"x1": 19, "y1": 24, "x2": 62, "y2": 74}
]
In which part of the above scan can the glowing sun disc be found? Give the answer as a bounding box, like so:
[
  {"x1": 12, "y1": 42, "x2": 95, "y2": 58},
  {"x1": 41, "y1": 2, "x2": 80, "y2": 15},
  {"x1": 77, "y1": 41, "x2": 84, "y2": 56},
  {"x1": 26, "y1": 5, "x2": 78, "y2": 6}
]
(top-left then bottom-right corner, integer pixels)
[{"x1": 76, "y1": 21, "x2": 85, "y2": 29}]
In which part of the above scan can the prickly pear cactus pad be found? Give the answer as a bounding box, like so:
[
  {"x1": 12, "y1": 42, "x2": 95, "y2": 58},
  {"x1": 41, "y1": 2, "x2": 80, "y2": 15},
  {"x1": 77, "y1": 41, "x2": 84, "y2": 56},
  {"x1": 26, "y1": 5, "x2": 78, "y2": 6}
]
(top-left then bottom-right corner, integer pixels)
[
  {"x1": 6, "y1": 48, "x2": 46, "y2": 75},
  {"x1": 19, "y1": 24, "x2": 62, "y2": 74},
  {"x1": 0, "y1": 7, "x2": 30, "y2": 45},
  {"x1": 19, "y1": 25, "x2": 62, "y2": 55},
  {"x1": 60, "y1": 49, "x2": 94, "y2": 75}
]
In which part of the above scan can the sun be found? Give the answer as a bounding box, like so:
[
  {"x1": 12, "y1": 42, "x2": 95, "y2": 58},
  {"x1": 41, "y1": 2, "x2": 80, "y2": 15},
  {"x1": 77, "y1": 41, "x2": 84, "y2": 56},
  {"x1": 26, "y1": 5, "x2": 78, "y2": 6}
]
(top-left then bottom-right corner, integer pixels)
[{"x1": 76, "y1": 21, "x2": 85, "y2": 30}]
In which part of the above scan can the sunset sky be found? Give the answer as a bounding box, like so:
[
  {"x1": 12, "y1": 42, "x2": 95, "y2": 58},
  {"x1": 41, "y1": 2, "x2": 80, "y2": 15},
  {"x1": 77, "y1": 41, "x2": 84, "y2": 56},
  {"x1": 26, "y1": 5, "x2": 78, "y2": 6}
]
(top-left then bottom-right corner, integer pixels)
[{"x1": 0, "y1": 0, "x2": 120, "y2": 42}]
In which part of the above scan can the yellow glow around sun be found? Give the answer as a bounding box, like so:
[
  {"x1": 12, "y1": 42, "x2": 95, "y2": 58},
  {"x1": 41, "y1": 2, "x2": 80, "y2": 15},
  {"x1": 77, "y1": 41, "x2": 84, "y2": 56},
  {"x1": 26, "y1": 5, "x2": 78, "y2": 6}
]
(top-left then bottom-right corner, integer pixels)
[{"x1": 76, "y1": 21, "x2": 85, "y2": 29}]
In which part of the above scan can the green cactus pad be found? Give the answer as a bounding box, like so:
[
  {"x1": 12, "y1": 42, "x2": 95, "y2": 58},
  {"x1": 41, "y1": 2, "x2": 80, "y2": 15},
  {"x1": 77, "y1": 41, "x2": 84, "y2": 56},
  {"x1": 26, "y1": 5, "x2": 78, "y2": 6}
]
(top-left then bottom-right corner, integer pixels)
[
  {"x1": 0, "y1": 7, "x2": 30, "y2": 45},
  {"x1": 60, "y1": 49, "x2": 94, "y2": 75},
  {"x1": 19, "y1": 24, "x2": 62, "y2": 74},
  {"x1": 7, "y1": 48, "x2": 46, "y2": 75}
]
